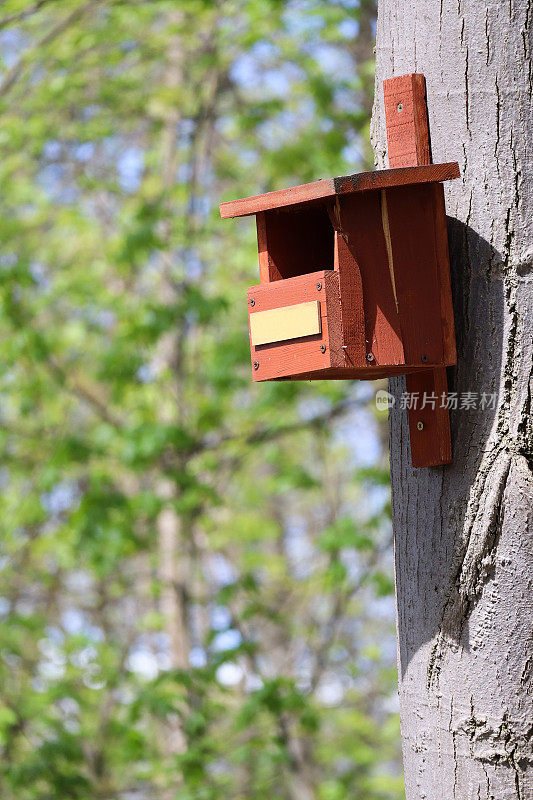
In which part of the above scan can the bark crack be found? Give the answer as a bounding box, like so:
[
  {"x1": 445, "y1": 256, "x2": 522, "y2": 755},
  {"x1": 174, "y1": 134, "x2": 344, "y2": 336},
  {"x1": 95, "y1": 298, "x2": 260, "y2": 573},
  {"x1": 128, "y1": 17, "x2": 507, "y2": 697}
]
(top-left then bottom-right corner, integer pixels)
[
  {"x1": 485, "y1": 8, "x2": 490, "y2": 65},
  {"x1": 452, "y1": 705, "x2": 533, "y2": 780},
  {"x1": 428, "y1": 259, "x2": 525, "y2": 688},
  {"x1": 523, "y1": 0, "x2": 532, "y2": 95},
  {"x1": 494, "y1": 74, "x2": 501, "y2": 170},
  {"x1": 426, "y1": 449, "x2": 511, "y2": 689}
]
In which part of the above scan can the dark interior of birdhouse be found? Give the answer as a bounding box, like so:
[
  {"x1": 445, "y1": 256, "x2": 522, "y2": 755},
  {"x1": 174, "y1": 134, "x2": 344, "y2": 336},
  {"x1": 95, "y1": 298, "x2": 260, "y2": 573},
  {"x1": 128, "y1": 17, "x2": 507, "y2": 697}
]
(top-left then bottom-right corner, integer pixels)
[{"x1": 262, "y1": 204, "x2": 334, "y2": 280}]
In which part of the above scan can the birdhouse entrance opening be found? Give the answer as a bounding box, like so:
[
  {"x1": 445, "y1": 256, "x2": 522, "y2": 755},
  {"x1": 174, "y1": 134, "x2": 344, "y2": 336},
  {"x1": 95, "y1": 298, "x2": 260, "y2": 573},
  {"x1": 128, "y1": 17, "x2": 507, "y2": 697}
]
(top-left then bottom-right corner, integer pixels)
[{"x1": 256, "y1": 205, "x2": 334, "y2": 282}]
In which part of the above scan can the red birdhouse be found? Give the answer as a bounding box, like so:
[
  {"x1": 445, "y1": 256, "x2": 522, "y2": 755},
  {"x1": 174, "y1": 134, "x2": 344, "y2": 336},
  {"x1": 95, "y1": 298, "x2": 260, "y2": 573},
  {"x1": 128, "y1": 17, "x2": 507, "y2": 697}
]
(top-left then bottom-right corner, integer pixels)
[{"x1": 220, "y1": 74, "x2": 460, "y2": 469}]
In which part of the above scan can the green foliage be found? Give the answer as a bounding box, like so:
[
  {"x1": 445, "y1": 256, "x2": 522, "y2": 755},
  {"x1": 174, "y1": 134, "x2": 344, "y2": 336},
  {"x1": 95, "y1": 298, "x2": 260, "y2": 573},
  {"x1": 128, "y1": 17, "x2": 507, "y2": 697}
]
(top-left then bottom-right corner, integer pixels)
[{"x1": 0, "y1": 1, "x2": 404, "y2": 798}]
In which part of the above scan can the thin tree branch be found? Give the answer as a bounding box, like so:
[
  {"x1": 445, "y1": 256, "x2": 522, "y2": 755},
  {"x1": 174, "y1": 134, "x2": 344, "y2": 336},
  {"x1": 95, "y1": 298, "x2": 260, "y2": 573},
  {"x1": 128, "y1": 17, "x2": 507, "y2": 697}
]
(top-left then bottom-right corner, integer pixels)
[
  {"x1": 0, "y1": 0, "x2": 50, "y2": 30},
  {"x1": 309, "y1": 533, "x2": 393, "y2": 692},
  {"x1": 45, "y1": 355, "x2": 126, "y2": 428},
  {"x1": 0, "y1": 0, "x2": 102, "y2": 98},
  {"x1": 194, "y1": 395, "x2": 365, "y2": 456}
]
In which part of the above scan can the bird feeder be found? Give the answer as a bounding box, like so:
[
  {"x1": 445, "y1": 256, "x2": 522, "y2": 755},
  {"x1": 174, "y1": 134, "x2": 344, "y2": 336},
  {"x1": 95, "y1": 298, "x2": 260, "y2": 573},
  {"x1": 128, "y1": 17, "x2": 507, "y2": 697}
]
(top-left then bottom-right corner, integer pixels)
[{"x1": 219, "y1": 74, "x2": 460, "y2": 469}]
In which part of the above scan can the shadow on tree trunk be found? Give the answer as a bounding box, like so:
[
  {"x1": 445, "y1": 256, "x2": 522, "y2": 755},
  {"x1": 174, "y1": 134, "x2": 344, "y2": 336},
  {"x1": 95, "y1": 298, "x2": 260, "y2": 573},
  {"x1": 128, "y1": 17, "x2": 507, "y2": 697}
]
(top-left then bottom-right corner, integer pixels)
[{"x1": 391, "y1": 216, "x2": 504, "y2": 680}]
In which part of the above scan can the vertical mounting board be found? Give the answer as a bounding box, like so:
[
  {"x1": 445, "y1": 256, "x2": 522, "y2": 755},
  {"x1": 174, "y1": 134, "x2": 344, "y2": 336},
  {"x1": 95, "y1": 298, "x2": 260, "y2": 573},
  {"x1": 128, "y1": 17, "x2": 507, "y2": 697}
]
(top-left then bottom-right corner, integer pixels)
[{"x1": 383, "y1": 73, "x2": 454, "y2": 467}]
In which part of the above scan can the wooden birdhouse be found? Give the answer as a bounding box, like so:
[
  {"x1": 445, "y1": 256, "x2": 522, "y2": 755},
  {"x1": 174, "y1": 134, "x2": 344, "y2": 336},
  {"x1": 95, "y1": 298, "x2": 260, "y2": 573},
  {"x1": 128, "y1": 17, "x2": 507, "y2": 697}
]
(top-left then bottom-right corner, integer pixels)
[{"x1": 219, "y1": 74, "x2": 460, "y2": 469}]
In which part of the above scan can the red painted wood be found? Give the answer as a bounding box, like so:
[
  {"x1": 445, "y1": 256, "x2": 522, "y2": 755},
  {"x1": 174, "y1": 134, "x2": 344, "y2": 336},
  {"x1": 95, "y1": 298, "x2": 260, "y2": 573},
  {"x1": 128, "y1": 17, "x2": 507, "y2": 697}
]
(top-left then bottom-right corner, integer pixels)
[
  {"x1": 331, "y1": 226, "x2": 366, "y2": 367},
  {"x1": 384, "y1": 183, "x2": 444, "y2": 366},
  {"x1": 336, "y1": 192, "x2": 405, "y2": 367},
  {"x1": 432, "y1": 182, "x2": 457, "y2": 365},
  {"x1": 248, "y1": 270, "x2": 344, "y2": 381},
  {"x1": 406, "y1": 367, "x2": 451, "y2": 467},
  {"x1": 384, "y1": 73, "x2": 454, "y2": 467},
  {"x1": 222, "y1": 71, "x2": 458, "y2": 467},
  {"x1": 256, "y1": 212, "x2": 281, "y2": 283},
  {"x1": 219, "y1": 162, "x2": 460, "y2": 218},
  {"x1": 384, "y1": 73, "x2": 431, "y2": 168},
  {"x1": 279, "y1": 364, "x2": 444, "y2": 382},
  {"x1": 222, "y1": 178, "x2": 333, "y2": 219}
]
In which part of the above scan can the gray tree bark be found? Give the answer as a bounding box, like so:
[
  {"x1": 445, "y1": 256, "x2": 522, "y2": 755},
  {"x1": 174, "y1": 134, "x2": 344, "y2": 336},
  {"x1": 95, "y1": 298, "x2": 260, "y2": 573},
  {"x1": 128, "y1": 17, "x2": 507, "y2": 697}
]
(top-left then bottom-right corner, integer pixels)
[{"x1": 371, "y1": 2, "x2": 532, "y2": 799}]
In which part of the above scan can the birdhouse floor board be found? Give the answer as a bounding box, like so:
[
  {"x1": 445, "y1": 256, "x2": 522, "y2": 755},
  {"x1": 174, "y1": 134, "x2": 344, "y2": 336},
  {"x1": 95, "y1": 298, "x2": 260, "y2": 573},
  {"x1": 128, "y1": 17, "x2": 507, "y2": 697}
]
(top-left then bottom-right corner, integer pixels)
[{"x1": 275, "y1": 364, "x2": 446, "y2": 381}]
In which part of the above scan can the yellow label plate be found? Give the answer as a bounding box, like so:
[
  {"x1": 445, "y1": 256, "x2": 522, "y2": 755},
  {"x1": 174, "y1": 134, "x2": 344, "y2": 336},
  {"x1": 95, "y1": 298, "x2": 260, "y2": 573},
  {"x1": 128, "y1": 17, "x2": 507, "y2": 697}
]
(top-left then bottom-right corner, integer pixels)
[{"x1": 250, "y1": 300, "x2": 321, "y2": 346}]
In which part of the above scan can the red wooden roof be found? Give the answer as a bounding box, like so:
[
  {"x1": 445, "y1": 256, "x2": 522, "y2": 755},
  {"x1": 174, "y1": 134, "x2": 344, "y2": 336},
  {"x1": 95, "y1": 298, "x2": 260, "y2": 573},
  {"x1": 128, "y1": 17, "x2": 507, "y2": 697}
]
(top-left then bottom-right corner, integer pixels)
[{"x1": 219, "y1": 162, "x2": 460, "y2": 219}]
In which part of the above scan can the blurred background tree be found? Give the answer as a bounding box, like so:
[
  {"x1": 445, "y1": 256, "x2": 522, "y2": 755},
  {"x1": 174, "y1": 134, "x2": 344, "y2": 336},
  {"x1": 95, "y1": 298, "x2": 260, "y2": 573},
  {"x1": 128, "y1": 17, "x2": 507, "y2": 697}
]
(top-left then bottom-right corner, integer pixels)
[{"x1": 0, "y1": 1, "x2": 403, "y2": 798}]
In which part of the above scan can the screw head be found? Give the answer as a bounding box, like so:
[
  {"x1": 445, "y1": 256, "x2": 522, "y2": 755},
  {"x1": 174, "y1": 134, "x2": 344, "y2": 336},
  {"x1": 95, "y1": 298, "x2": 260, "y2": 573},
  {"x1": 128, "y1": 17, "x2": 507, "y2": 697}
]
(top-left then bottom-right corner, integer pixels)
[
  {"x1": 397, "y1": 102, "x2": 403, "y2": 113},
  {"x1": 253, "y1": 361, "x2": 259, "y2": 370},
  {"x1": 421, "y1": 353, "x2": 428, "y2": 363},
  {"x1": 320, "y1": 344, "x2": 326, "y2": 354},
  {"x1": 316, "y1": 282, "x2": 322, "y2": 291},
  {"x1": 366, "y1": 352, "x2": 375, "y2": 362},
  {"x1": 417, "y1": 420, "x2": 424, "y2": 431},
  {"x1": 250, "y1": 298, "x2": 255, "y2": 307}
]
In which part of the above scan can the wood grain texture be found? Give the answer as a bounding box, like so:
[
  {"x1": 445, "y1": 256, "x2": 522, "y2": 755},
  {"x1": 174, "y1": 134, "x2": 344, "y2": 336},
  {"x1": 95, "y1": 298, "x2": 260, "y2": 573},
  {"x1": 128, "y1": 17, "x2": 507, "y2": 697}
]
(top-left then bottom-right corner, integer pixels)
[
  {"x1": 384, "y1": 183, "x2": 445, "y2": 366},
  {"x1": 219, "y1": 162, "x2": 460, "y2": 218},
  {"x1": 247, "y1": 270, "x2": 344, "y2": 381},
  {"x1": 332, "y1": 225, "x2": 366, "y2": 367},
  {"x1": 405, "y1": 367, "x2": 451, "y2": 467},
  {"x1": 336, "y1": 191, "x2": 405, "y2": 366},
  {"x1": 384, "y1": 73, "x2": 431, "y2": 167},
  {"x1": 279, "y1": 364, "x2": 444, "y2": 382},
  {"x1": 432, "y1": 182, "x2": 457, "y2": 365},
  {"x1": 382, "y1": 75, "x2": 456, "y2": 371},
  {"x1": 373, "y1": 5, "x2": 533, "y2": 800},
  {"x1": 383, "y1": 74, "x2": 454, "y2": 468},
  {"x1": 380, "y1": 189, "x2": 400, "y2": 311},
  {"x1": 256, "y1": 211, "x2": 281, "y2": 283}
]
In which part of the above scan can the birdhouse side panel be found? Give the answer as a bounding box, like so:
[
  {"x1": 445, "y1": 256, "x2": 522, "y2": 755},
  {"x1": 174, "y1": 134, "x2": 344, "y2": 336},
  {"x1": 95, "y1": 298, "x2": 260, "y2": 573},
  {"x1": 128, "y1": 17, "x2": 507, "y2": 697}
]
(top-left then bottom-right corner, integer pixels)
[
  {"x1": 431, "y1": 182, "x2": 456, "y2": 366},
  {"x1": 384, "y1": 183, "x2": 449, "y2": 367},
  {"x1": 331, "y1": 229, "x2": 367, "y2": 368},
  {"x1": 336, "y1": 192, "x2": 405, "y2": 367}
]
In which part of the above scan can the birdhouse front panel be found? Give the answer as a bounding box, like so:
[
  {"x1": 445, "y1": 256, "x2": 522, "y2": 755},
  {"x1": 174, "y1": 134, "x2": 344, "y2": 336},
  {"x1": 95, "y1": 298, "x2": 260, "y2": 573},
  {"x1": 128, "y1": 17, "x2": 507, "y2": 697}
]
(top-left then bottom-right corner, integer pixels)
[{"x1": 247, "y1": 270, "x2": 343, "y2": 381}]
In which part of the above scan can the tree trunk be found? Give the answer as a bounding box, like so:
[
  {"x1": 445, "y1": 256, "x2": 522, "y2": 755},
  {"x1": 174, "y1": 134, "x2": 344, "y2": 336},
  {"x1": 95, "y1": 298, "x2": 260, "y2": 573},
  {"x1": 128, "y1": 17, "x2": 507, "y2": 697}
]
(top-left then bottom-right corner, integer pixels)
[{"x1": 371, "y1": 3, "x2": 532, "y2": 799}]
